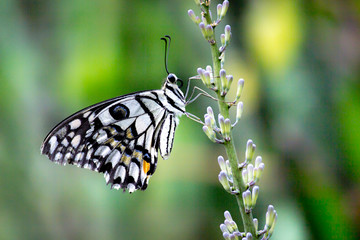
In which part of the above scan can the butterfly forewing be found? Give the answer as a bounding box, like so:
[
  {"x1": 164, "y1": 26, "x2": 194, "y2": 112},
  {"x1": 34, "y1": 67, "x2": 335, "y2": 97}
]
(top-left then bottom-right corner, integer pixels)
[{"x1": 41, "y1": 76, "x2": 185, "y2": 193}]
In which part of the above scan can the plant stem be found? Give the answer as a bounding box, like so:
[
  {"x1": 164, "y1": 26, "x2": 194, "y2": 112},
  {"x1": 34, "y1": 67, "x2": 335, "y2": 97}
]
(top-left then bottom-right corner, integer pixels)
[{"x1": 204, "y1": 8, "x2": 257, "y2": 238}]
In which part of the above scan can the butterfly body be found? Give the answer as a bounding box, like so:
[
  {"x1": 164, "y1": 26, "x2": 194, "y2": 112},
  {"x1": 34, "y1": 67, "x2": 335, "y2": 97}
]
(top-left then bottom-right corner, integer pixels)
[{"x1": 41, "y1": 74, "x2": 185, "y2": 193}]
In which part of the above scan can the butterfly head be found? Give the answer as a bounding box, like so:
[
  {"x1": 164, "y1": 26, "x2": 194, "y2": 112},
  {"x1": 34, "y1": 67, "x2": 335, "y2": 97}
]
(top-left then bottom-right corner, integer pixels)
[
  {"x1": 163, "y1": 73, "x2": 186, "y2": 107},
  {"x1": 166, "y1": 73, "x2": 183, "y2": 88}
]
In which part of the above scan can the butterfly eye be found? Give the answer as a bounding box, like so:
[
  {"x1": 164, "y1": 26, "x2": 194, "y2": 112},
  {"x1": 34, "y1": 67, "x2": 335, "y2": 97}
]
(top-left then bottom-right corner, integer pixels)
[{"x1": 167, "y1": 74, "x2": 176, "y2": 83}]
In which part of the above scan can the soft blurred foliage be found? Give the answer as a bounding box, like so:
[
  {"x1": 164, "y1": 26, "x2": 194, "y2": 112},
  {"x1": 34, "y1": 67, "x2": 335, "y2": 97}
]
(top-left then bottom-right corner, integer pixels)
[{"x1": 0, "y1": 0, "x2": 359, "y2": 239}]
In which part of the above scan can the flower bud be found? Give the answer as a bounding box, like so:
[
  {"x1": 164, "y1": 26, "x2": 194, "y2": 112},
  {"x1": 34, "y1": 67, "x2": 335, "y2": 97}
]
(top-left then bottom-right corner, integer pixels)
[
  {"x1": 205, "y1": 24, "x2": 214, "y2": 39},
  {"x1": 255, "y1": 156, "x2": 262, "y2": 168},
  {"x1": 206, "y1": 65, "x2": 213, "y2": 74},
  {"x1": 225, "y1": 160, "x2": 233, "y2": 181},
  {"x1": 203, "y1": 70, "x2": 211, "y2": 87},
  {"x1": 220, "y1": 223, "x2": 229, "y2": 233},
  {"x1": 224, "y1": 210, "x2": 233, "y2": 221},
  {"x1": 219, "y1": 171, "x2": 231, "y2": 192},
  {"x1": 197, "y1": 67, "x2": 205, "y2": 84},
  {"x1": 236, "y1": 102, "x2": 243, "y2": 122},
  {"x1": 188, "y1": 9, "x2": 201, "y2": 25},
  {"x1": 217, "y1": 4, "x2": 223, "y2": 20},
  {"x1": 245, "y1": 232, "x2": 252, "y2": 240},
  {"x1": 218, "y1": 156, "x2": 227, "y2": 172},
  {"x1": 245, "y1": 139, "x2": 256, "y2": 163},
  {"x1": 199, "y1": 22, "x2": 207, "y2": 39},
  {"x1": 254, "y1": 162, "x2": 264, "y2": 183},
  {"x1": 242, "y1": 190, "x2": 252, "y2": 212},
  {"x1": 253, "y1": 218, "x2": 258, "y2": 232},
  {"x1": 235, "y1": 79, "x2": 244, "y2": 102},
  {"x1": 207, "y1": 106, "x2": 216, "y2": 127},
  {"x1": 218, "y1": 114, "x2": 225, "y2": 136},
  {"x1": 225, "y1": 25, "x2": 231, "y2": 44},
  {"x1": 226, "y1": 75, "x2": 233, "y2": 91},
  {"x1": 197, "y1": 68, "x2": 210, "y2": 87},
  {"x1": 265, "y1": 205, "x2": 276, "y2": 230},
  {"x1": 220, "y1": 69, "x2": 227, "y2": 94},
  {"x1": 223, "y1": 118, "x2": 231, "y2": 141},
  {"x1": 268, "y1": 212, "x2": 278, "y2": 235},
  {"x1": 221, "y1": 1, "x2": 229, "y2": 19},
  {"x1": 251, "y1": 186, "x2": 259, "y2": 207},
  {"x1": 223, "y1": 232, "x2": 231, "y2": 240},
  {"x1": 220, "y1": 33, "x2": 226, "y2": 46},
  {"x1": 247, "y1": 164, "x2": 254, "y2": 183},
  {"x1": 204, "y1": 114, "x2": 212, "y2": 127},
  {"x1": 242, "y1": 169, "x2": 248, "y2": 185},
  {"x1": 224, "y1": 220, "x2": 235, "y2": 232},
  {"x1": 203, "y1": 126, "x2": 216, "y2": 142}
]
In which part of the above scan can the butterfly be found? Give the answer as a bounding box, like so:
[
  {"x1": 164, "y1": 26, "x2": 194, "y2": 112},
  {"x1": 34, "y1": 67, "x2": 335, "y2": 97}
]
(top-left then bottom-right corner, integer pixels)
[
  {"x1": 41, "y1": 73, "x2": 185, "y2": 193},
  {"x1": 41, "y1": 36, "x2": 190, "y2": 193}
]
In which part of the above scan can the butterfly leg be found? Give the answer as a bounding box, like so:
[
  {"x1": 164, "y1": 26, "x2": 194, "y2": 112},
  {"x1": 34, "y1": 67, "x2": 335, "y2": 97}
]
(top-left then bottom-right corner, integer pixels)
[
  {"x1": 185, "y1": 75, "x2": 202, "y2": 99},
  {"x1": 186, "y1": 86, "x2": 218, "y2": 105},
  {"x1": 185, "y1": 112, "x2": 205, "y2": 125}
]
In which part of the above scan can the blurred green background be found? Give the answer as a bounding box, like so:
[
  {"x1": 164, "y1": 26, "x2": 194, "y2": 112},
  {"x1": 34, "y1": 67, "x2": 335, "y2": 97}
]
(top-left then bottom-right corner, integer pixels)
[{"x1": 1, "y1": 0, "x2": 359, "y2": 239}]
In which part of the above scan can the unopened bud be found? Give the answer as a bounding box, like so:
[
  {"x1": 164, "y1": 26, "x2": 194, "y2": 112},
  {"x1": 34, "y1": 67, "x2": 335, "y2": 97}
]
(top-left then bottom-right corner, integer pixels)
[
  {"x1": 268, "y1": 212, "x2": 278, "y2": 235},
  {"x1": 255, "y1": 156, "x2": 262, "y2": 168},
  {"x1": 251, "y1": 186, "x2": 259, "y2": 207},
  {"x1": 220, "y1": 69, "x2": 227, "y2": 94},
  {"x1": 221, "y1": 33, "x2": 226, "y2": 46},
  {"x1": 224, "y1": 210, "x2": 233, "y2": 221},
  {"x1": 205, "y1": 24, "x2": 214, "y2": 39},
  {"x1": 188, "y1": 9, "x2": 201, "y2": 25},
  {"x1": 203, "y1": 71, "x2": 211, "y2": 87},
  {"x1": 219, "y1": 171, "x2": 231, "y2": 192},
  {"x1": 221, "y1": 1, "x2": 229, "y2": 19},
  {"x1": 265, "y1": 205, "x2": 276, "y2": 230},
  {"x1": 207, "y1": 106, "x2": 216, "y2": 127},
  {"x1": 218, "y1": 156, "x2": 227, "y2": 172},
  {"x1": 220, "y1": 223, "x2": 229, "y2": 234},
  {"x1": 236, "y1": 102, "x2": 243, "y2": 122},
  {"x1": 242, "y1": 190, "x2": 252, "y2": 212},
  {"x1": 203, "y1": 126, "x2": 216, "y2": 142},
  {"x1": 245, "y1": 139, "x2": 256, "y2": 163},
  {"x1": 253, "y1": 218, "x2": 258, "y2": 232},
  {"x1": 254, "y1": 162, "x2": 265, "y2": 183},
  {"x1": 218, "y1": 114, "x2": 225, "y2": 136},
  {"x1": 226, "y1": 75, "x2": 233, "y2": 91},
  {"x1": 199, "y1": 22, "x2": 207, "y2": 39},
  {"x1": 245, "y1": 232, "x2": 253, "y2": 240},
  {"x1": 223, "y1": 232, "x2": 231, "y2": 240},
  {"x1": 242, "y1": 169, "x2": 248, "y2": 185},
  {"x1": 223, "y1": 118, "x2": 231, "y2": 141},
  {"x1": 217, "y1": 4, "x2": 223, "y2": 20},
  {"x1": 247, "y1": 164, "x2": 254, "y2": 183},
  {"x1": 225, "y1": 25, "x2": 231, "y2": 44},
  {"x1": 235, "y1": 79, "x2": 244, "y2": 102},
  {"x1": 197, "y1": 68, "x2": 210, "y2": 87}
]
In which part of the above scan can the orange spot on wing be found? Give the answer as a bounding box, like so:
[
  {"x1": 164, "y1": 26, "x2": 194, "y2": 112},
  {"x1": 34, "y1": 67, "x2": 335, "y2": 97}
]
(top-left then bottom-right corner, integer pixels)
[{"x1": 143, "y1": 161, "x2": 150, "y2": 174}]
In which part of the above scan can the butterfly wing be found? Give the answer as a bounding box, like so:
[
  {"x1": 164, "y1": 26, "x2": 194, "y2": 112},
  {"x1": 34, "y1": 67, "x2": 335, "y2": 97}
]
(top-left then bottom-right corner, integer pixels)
[{"x1": 41, "y1": 90, "x2": 173, "y2": 193}]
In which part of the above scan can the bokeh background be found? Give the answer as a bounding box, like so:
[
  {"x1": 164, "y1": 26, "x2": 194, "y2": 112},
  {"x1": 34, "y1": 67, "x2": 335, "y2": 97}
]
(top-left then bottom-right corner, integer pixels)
[{"x1": 1, "y1": 0, "x2": 359, "y2": 239}]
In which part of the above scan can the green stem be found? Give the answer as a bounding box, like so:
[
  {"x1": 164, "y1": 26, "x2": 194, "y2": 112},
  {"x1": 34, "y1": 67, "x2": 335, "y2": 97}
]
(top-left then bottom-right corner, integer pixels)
[{"x1": 203, "y1": 6, "x2": 257, "y2": 238}]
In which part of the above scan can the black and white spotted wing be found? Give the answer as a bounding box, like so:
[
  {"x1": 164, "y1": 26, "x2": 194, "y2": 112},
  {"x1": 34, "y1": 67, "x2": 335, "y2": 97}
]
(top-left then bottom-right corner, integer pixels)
[{"x1": 41, "y1": 73, "x2": 185, "y2": 193}]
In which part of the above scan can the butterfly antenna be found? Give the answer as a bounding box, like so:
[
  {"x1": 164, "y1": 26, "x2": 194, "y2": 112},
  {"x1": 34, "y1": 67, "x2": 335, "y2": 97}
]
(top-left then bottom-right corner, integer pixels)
[{"x1": 160, "y1": 35, "x2": 171, "y2": 74}]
